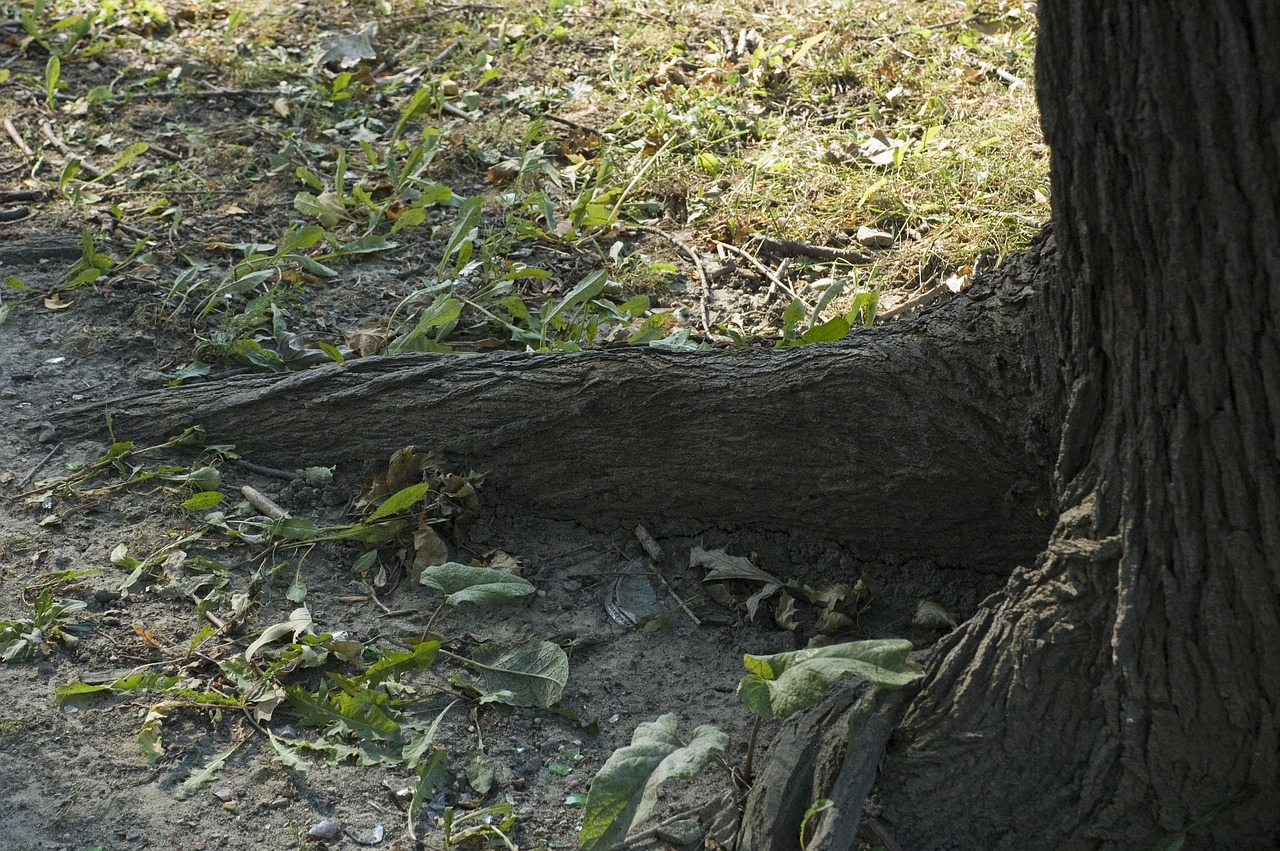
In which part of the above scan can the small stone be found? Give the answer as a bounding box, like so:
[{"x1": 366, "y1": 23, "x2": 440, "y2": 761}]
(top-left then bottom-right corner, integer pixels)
[
  {"x1": 212, "y1": 787, "x2": 235, "y2": 802},
  {"x1": 307, "y1": 818, "x2": 342, "y2": 843},
  {"x1": 126, "y1": 826, "x2": 144, "y2": 842},
  {"x1": 855, "y1": 226, "x2": 894, "y2": 248},
  {"x1": 221, "y1": 800, "x2": 239, "y2": 814}
]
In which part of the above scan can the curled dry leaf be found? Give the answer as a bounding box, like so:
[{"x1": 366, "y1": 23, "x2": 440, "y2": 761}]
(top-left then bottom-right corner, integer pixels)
[
  {"x1": 914, "y1": 599, "x2": 959, "y2": 630},
  {"x1": 774, "y1": 590, "x2": 800, "y2": 632}
]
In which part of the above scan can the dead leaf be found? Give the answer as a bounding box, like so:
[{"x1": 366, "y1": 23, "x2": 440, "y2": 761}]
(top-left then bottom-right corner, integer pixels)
[
  {"x1": 487, "y1": 550, "x2": 523, "y2": 574},
  {"x1": 316, "y1": 22, "x2": 379, "y2": 68},
  {"x1": 411, "y1": 525, "x2": 450, "y2": 581},
  {"x1": 346, "y1": 320, "x2": 390, "y2": 357},
  {"x1": 43, "y1": 294, "x2": 72, "y2": 310},
  {"x1": 744, "y1": 583, "x2": 780, "y2": 622},
  {"x1": 691, "y1": 546, "x2": 780, "y2": 585},
  {"x1": 816, "y1": 608, "x2": 853, "y2": 635},
  {"x1": 487, "y1": 159, "x2": 520, "y2": 183},
  {"x1": 272, "y1": 97, "x2": 290, "y2": 118},
  {"x1": 914, "y1": 600, "x2": 959, "y2": 630},
  {"x1": 774, "y1": 590, "x2": 800, "y2": 632}
]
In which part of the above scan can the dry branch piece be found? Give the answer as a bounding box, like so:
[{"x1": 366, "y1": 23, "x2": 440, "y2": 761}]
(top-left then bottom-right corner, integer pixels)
[
  {"x1": 3, "y1": 118, "x2": 33, "y2": 158},
  {"x1": 752, "y1": 236, "x2": 871, "y2": 265},
  {"x1": 714, "y1": 241, "x2": 810, "y2": 309},
  {"x1": 241, "y1": 485, "x2": 288, "y2": 520},
  {"x1": 631, "y1": 224, "x2": 712, "y2": 334},
  {"x1": 875, "y1": 285, "x2": 950, "y2": 322},
  {"x1": 39, "y1": 121, "x2": 104, "y2": 179}
]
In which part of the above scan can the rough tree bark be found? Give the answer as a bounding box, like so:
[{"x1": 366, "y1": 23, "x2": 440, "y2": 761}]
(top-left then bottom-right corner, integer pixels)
[
  {"x1": 66, "y1": 259, "x2": 1054, "y2": 566},
  {"x1": 868, "y1": 4, "x2": 1280, "y2": 849}
]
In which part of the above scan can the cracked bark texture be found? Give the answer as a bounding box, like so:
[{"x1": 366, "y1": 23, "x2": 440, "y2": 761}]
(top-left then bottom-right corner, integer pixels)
[
  {"x1": 66, "y1": 260, "x2": 1054, "y2": 567},
  {"x1": 873, "y1": 3, "x2": 1280, "y2": 848}
]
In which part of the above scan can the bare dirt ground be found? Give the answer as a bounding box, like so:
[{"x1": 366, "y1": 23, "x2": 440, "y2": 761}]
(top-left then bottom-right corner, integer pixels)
[{"x1": 0, "y1": 2, "x2": 1036, "y2": 849}]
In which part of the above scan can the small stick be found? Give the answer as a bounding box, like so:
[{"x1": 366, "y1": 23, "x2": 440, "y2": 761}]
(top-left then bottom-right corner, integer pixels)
[
  {"x1": 653, "y1": 569, "x2": 701, "y2": 627},
  {"x1": 18, "y1": 442, "x2": 62, "y2": 488},
  {"x1": 714, "y1": 241, "x2": 810, "y2": 309},
  {"x1": 518, "y1": 106, "x2": 606, "y2": 138},
  {"x1": 114, "y1": 87, "x2": 280, "y2": 101},
  {"x1": 634, "y1": 524, "x2": 663, "y2": 562},
  {"x1": 875, "y1": 285, "x2": 949, "y2": 321},
  {"x1": 442, "y1": 102, "x2": 477, "y2": 121},
  {"x1": 752, "y1": 236, "x2": 871, "y2": 265},
  {"x1": 3, "y1": 118, "x2": 33, "y2": 158},
  {"x1": 615, "y1": 804, "x2": 706, "y2": 849},
  {"x1": 0, "y1": 207, "x2": 30, "y2": 223},
  {"x1": 231, "y1": 459, "x2": 297, "y2": 481},
  {"x1": 631, "y1": 224, "x2": 712, "y2": 334},
  {"x1": 241, "y1": 485, "x2": 289, "y2": 519},
  {"x1": 852, "y1": 13, "x2": 980, "y2": 40},
  {"x1": 39, "y1": 121, "x2": 103, "y2": 179}
]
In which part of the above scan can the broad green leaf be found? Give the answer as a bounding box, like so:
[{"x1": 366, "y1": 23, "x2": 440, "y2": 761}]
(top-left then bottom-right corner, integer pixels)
[
  {"x1": 467, "y1": 640, "x2": 568, "y2": 708},
  {"x1": 368, "y1": 482, "x2": 430, "y2": 521},
  {"x1": 181, "y1": 490, "x2": 224, "y2": 511},
  {"x1": 420, "y1": 563, "x2": 535, "y2": 606},
  {"x1": 737, "y1": 639, "x2": 921, "y2": 720},
  {"x1": 54, "y1": 681, "x2": 112, "y2": 704},
  {"x1": 390, "y1": 206, "x2": 427, "y2": 234},
  {"x1": 580, "y1": 714, "x2": 728, "y2": 851},
  {"x1": 797, "y1": 316, "x2": 850, "y2": 345},
  {"x1": 545, "y1": 269, "x2": 607, "y2": 326},
  {"x1": 267, "y1": 730, "x2": 311, "y2": 772},
  {"x1": 268, "y1": 516, "x2": 319, "y2": 541},
  {"x1": 364, "y1": 640, "x2": 440, "y2": 686},
  {"x1": 335, "y1": 235, "x2": 398, "y2": 255},
  {"x1": 278, "y1": 224, "x2": 326, "y2": 254}
]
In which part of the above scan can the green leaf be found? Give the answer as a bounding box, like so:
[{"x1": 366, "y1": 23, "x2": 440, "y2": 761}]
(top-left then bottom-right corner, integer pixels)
[
  {"x1": 390, "y1": 206, "x2": 428, "y2": 234},
  {"x1": 580, "y1": 714, "x2": 728, "y2": 851},
  {"x1": 545, "y1": 269, "x2": 607, "y2": 327},
  {"x1": 181, "y1": 490, "x2": 224, "y2": 511},
  {"x1": 402, "y1": 700, "x2": 456, "y2": 768},
  {"x1": 364, "y1": 640, "x2": 440, "y2": 686},
  {"x1": 368, "y1": 482, "x2": 431, "y2": 521},
  {"x1": 176, "y1": 741, "x2": 243, "y2": 800},
  {"x1": 91, "y1": 142, "x2": 149, "y2": 183},
  {"x1": 335, "y1": 235, "x2": 398, "y2": 255},
  {"x1": 466, "y1": 640, "x2": 568, "y2": 708},
  {"x1": 795, "y1": 316, "x2": 849, "y2": 345},
  {"x1": 267, "y1": 730, "x2": 311, "y2": 772},
  {"x1": 420, "y1": 563, "x2": 535, "y2": 606},
  {"x1": 737, "y1": 639, "x2": 921, "y2": 720},
  {"x1": 268, "y1": 516, "x2": 319, "y2": 541}
]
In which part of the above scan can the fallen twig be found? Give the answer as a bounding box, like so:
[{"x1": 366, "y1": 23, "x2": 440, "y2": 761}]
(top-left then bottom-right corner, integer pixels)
[
  {"x1": 231, "y1": 459, "x2": 297, "y2": 481},
  {"x1": 39, "y1": 121, "x2": 103, "y2": 179},
  {"x1": 3, "y1": 117, "x2": 33, "y2": 158},
  {"x1": 876, "y1": 285, "x2": 949, "y2": 321},
  {"x1": 631, "y1": 225, "x2": 712, "y2": 335},
  {"x1": 852, "y1": 13, "x2": 980, "y2": 40},
  {"x1": 18, "y1": 442, "x2": 62, "y2": 489},
  {"x1": 241, "y1": 485, "x2": 289, "y2": 519},
  {"x1": 752, "y1": 236, "x2": 871, "y2": 265},
  {"x1": 714, "y1": 241, "x2": 810, "y2": 310}
]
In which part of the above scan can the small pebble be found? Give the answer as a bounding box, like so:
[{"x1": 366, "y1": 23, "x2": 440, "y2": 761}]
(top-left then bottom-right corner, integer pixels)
[{"x1": 307, "y1": 818, "x2": 342, "y2": 843}]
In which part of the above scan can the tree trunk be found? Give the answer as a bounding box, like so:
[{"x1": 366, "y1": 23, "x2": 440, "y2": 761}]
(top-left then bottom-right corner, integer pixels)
[
  {"x1": 65, "y1": 253, "x2": 1054, "y2": 566},
  {"x1": 871, "y1": 4, "x2": 1280, "y2": 848}
]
